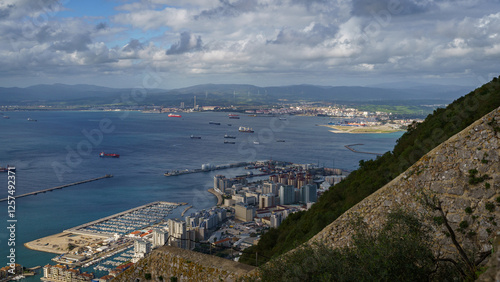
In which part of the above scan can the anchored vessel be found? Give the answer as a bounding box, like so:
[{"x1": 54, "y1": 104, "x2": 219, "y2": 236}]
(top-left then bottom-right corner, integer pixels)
[
  {"x1": 238, "y1": 126, "x2": 254, "y2": 133},
  {"x1": 190, "y1": 135, "x2": 201, "y2": 139},
  {"x1": 168, "y1": 113, "x2": 182, "y2": 118},
  {"x1": 99, "y1": 152, "x2": 120, "y2": 158},
  {"x1": 224, "y1": 134, "x2": 236, "y2": 139}
]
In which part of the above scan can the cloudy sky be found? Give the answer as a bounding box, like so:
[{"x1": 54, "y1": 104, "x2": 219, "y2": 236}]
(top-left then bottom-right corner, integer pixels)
[{"x1": 1, "y1": 0, "x2": 499, "y2": 89}]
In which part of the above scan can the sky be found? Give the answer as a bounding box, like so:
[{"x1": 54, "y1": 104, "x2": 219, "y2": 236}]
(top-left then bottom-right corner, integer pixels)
[{"x1": 0, "y1": 0, "x2": 499, "y2": 89}]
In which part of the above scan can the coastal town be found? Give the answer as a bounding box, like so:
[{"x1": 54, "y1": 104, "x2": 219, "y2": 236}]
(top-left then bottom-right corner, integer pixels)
[{"x1": 15, "y1": 160, "x2": 347, "y2": 281}]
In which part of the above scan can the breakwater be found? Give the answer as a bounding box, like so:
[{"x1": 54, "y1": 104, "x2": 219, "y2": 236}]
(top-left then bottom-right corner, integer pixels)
[
  {"x1": 0, "y1": 175, "x2": 113, "y2": 202},
  {"x1": 164, "y1": 161, "x2": 254, "y2": 177},
  {"x1": 345, "y1": 144, "x2": 383, "y2": 156}
]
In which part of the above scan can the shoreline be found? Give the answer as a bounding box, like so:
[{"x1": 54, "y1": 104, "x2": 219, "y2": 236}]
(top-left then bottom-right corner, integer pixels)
[
  {"x1": 25, "y1": 232, "x2": 109, "y2": 255},
  {"x1": 318, "y1": 124, "x2": 404, "y2": 134},
  {"x1": 208, "y1": 188, "x2": 223, "y2": 206}
]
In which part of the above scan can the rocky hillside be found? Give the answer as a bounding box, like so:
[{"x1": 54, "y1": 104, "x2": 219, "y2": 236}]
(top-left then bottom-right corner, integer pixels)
[
  {"x1": 310, "y1": 106, "x2": 500, "y2": 261},
  {"x1": 114, "y1": 246, "x2": 257, "y2": 281}
]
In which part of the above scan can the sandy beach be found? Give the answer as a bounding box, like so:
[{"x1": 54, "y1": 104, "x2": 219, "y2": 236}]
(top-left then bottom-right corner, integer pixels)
[
  {"x1": 319, "y1": 124, "x2": 404, "y2": 134},
  {"x1": 25, "y1": 232, "x2": 109, "y2": 255}
]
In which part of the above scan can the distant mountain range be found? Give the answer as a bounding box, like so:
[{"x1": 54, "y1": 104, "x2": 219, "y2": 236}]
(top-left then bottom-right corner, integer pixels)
[{"x1": 0, "y1": 83, "x2": 474, "y2": 107}]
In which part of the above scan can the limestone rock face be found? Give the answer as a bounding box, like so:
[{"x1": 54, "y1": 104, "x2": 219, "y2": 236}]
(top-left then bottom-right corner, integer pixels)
[
  {"x1": 310, "y1": 107, "x2": 500, "y2": 260},
  {"x1": 114, "y1": 246, "x2": 257, "y2": 281}
]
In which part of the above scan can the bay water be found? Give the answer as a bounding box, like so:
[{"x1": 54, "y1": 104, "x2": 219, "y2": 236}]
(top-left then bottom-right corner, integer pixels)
[{"x1": 0, "y1": 111, "x2": 403, "y2": 279}]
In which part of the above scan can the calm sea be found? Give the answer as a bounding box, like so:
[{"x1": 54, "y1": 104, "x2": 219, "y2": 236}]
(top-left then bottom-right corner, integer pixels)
[{"x1": 0, "y1": 111, "x2": 403, "y2": 280}]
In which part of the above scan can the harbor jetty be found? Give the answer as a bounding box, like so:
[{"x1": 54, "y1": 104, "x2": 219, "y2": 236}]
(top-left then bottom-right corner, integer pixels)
[
  {"x1": 0, "y1": 175, "x2": 113, "y2": 202},
  {"x1": 164, "y1": 161, "x2": 253, "y2": 177},
  {"x1": 181, "y1": 205, "x2": 193, "y2": 217},
  {"x1": 208, "y1": 188, "x2": 223, "y2": 206},
  {"x1": 345, "y1": 144, "x2": 383, "y2": 156}
]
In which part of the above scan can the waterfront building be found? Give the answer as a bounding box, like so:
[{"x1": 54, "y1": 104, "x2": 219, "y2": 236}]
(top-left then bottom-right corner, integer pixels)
[
  {"x1": 152, "y1": 228, "x2": 168, "y2": 248},
  {"x1": 42, "y1": 264, "x2": 94, "y2": 281},
  {"x1": 214, "y1": 175, "x2": 231, "y2": 193},
  {"x1": 279, "y1": 185, "x2": 295, "y2": 205},
  {"x1": 234, "y1": 203, "x2": 256, "y2": 222},
  {"x1": 168, "y1": 219, "x2": 195, "y2": 250},
  {"x1": 134, "y1": 239, "x2": 152, "y2": 258}
]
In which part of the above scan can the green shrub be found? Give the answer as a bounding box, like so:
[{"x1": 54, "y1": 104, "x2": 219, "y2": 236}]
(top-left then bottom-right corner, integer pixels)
[
  {"x1": 459, "y1": 221, "x2": 469, "y2": 229},
  {"x1": 485, "y1": 202, "x2": 495, "y2": 212}
]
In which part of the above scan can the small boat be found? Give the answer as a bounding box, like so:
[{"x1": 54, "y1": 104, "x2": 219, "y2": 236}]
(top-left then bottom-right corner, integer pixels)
[
  {"x1": 229, "y1": 114, "x2": 240, "y2": 119},
  {"x1": 227, "y1": 124, "x2": 232, "y2": 126},
  {"x1": 253, "y1": 141, "x2": 260, "y2": 145},
  {"x1": 190, "y1": 135, "x2": 201, "y2": 139},
  {"x1": 276, "y1": 139, "x2": 285, "y2": 142},
  {"x1": 0, "y1": 165, "x2": 15, "y2": 172},
  {"x1": 209, "y1": 121, "x2": 221, "y2": 125},
  {"x1": 238, "y1": 126, "x2": 254, "y2": 133},
  {"x1": 168, "y1": 113, "x2": 182, "y2": 118},
  {"x1": 27, "y1": 118, "x2": 37, "y2": 121},
  {"x1": 224, "y1": 141, "x2": 236, "y2": 144},
  {"x1": 224, "y1": 134, "x2": 236, "y2": 139},
  {"x1": 3, "y1": 116, "x2": 9, "y2": 119},
  {"x1": 279, "y1": 117, "x2": 287, "y2": 120},
  {"x1": 99, "y1": 152, "x2": 120, "y2": 158}
]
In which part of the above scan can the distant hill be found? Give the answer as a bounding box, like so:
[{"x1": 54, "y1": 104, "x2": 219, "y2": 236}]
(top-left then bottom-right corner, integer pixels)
[{"x1": 0, "y1": 83, "x2": 473, "y2": 107}]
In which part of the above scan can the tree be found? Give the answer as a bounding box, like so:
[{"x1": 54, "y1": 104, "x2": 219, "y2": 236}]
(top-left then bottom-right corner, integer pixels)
[{"x1": 421, "y1": 193, "x2": 492, "y2": 280}]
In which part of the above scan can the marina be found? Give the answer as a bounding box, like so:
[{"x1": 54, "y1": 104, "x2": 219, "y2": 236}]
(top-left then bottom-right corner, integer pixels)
[
  {"x1": 66, "y1": 201, "x2": 183, "y2": 236},
  {"x1": 0, "y1": 175, "x2": 113, "y2": 202}
]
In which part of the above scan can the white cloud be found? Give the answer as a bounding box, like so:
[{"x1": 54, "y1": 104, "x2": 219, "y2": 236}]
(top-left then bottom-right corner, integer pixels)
[{"x1": 0, "y1": 0, "x2": 499, "y2": 88}]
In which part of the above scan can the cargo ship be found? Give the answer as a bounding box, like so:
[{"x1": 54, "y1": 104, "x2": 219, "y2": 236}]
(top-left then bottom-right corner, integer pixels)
[
  {"x1": 224, "y1": 140, "x2": 236, "y2": 144},
  {"x1": 99, "y1": 152, "x2": 120, "y2": 158},
  {"x1": 190, "y1": 135, "x2": 201, "y2": 139},
  {"x1": 27, "y1": 118, "x2": 37, "y2": 121},
  {"x1": 209, "y1": 121, "x2": 221, "y2": 125},
  {"x1": 168, "y1": 113, "x2": 182, "y2": 118},
  {"x1": 224, "y1": 134, "x2": 236, "y2": 139},
  {"x1": 238, "y1": 126, "x2": 254, "y2": 133},
  {"x1": 228, "y1": 114, "x2": 240, "y2": 119}
]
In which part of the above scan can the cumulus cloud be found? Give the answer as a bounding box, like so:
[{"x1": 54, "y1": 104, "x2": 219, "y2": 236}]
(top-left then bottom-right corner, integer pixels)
[
  {"x1": 166, "y1": 32, "x2": 203, "y2": 55},
  {"x1": 351, "y1": 0, "x2": 433, "y2": 17},
  {"x1": 195, "y1": 0, "x2": 260, "y2": 19},
  {"x1": 0, "y1": 0, "x2": 499, "y2": 88}
]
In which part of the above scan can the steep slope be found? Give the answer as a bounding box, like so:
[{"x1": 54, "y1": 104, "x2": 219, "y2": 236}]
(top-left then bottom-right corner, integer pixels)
[
  {"x1": 310, "y1": 106, "x2": 500, "y2": 259},
  {"x1": 241, "y1": 76, "x2": 500, "y2": 265}
]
